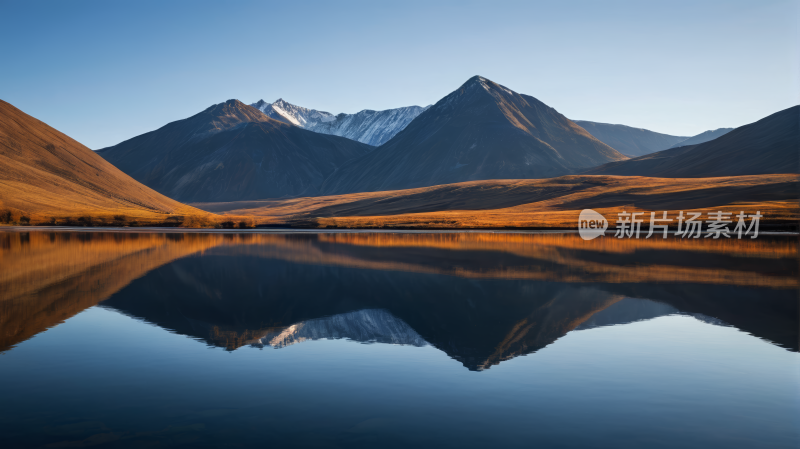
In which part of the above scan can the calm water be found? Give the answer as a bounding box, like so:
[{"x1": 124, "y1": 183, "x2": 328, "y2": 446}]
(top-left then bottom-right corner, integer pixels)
[{"x1": 0, "y1": 230, "x2": 798, "y2": 448}]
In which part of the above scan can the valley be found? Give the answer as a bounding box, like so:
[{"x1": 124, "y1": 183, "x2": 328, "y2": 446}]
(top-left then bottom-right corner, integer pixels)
[{"x1": 1, "y1": 76, "x2": 797, "y2": 231}]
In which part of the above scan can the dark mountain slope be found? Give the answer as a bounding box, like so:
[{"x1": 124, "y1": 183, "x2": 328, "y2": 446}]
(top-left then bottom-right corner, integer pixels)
[
  {"x1": 97, "y1": 100, "x2": 373, "y2": 202},
  {"x1": 321, "y1": 76, "x2": 627, "y2": 195},
  {"x1": 573, "y1": 121, "x2": 687, "y2": 157},
  {"x1": 584, "y1": 106, "x2": 799, "y2": 177}
]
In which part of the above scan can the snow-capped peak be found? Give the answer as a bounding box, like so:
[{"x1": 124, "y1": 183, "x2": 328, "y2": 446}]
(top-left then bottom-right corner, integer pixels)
[
  {"x1": 250, "y1": 99, "x2": 429, "y2": 146},
  {"x1": 253, "y1": 98, "x2": 336, "y2": 127}
]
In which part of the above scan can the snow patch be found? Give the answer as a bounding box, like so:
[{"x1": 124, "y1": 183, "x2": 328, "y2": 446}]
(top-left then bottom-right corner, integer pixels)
[{"x1": 249, "y1": 99, "x2": 427, "y2": 146}]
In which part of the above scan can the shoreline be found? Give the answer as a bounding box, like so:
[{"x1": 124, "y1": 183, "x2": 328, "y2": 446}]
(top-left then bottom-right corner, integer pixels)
[{"x1": 1, "y1": 226, "x2": 798, "y2": 236}]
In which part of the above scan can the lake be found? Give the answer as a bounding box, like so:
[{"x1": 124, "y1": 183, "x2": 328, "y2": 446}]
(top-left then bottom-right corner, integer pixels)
[{"x1": 0, "y1": 230, "x2": 798, "y2": 448}]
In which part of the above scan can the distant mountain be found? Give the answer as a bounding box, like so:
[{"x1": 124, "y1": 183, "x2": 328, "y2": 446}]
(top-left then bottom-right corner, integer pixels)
[
  {"x1": 584, "y1": 106, "x2": 799, "y2": 177},
  {"x1": 252, "y1": 99, "x2": 428, "y2": 147},
  {"x1": 97, "y1": 100, "x2": 373, "y2": 202},
  {"x1": 0, "y1": 100, "x2": 199, "y2": 220},
  {"x1": 573, "y1": 123, "x2": 733, "y2": 157},
  {"x1": 573, "y1": 121, "x2": 688, "y2": 157},
  {"x1": 668, "y1": 128, "x2": 734, "y2": 149},
  {"x1": 321, "y1": 76, "x2": 628, "y2": 195}
]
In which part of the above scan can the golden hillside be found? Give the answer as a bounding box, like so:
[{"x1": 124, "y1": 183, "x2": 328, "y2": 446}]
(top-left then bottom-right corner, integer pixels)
[
  {"x1": 196, "y1": 174, "x2": 799, "y2": 230},
  {"x1": 0, "y1": 100, "x2": 212, "y2": 226}
]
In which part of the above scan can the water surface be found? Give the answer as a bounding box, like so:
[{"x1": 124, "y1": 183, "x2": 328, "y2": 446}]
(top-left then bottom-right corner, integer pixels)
[{"x1": 1, "y1": 231, "x2": 798, "y2": 448}]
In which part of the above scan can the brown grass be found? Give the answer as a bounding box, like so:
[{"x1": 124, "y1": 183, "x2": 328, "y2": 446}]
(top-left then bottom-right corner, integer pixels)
[
  {"x1": 0, "y1": 100, "x2": 245, "y2": 228},
  {"x1": 194, "y1": 174, "x2": 799, "y2": 230}
]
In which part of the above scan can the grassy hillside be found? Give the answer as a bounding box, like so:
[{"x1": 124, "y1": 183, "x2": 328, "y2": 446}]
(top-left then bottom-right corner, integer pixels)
[
  {"x1": 0, "y1": 100, "x2": 218, "y2": 226},
  {"x1": 196, "y1": 174, "x2": 798, "y2": 230}
]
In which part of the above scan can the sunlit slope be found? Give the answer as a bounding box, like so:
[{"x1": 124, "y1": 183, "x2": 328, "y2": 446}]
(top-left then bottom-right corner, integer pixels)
[
  {"x1": 197, "y1": 174, "x2": 799, "y2": 229},
  {"x1": 0, "y1": 100, "x2": 206, "y2": 222}
]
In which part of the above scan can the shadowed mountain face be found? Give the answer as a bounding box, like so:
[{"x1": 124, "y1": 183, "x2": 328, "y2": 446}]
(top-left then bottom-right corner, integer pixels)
[
  {"x1": 320, "y1": 76, "x2": 628, "y2": 195},
  {"x1": 97, "y1": 100, "x2": 373, "y2": 202},
  {"x1": 0, "y1": 100, "x2": 199, "y2": 218},
  {"x1": 252, "y1": 99, "x2": 428, "y2": 147},
  {"x1": 585, "y1": 106, "x2": 800, "y2": 177},
  {"x1": 573, "y1": 121, "x2": 687, "y2": 157},
  {"x1": 3, "y1": 231, "x2": 795, "y2": 370}
]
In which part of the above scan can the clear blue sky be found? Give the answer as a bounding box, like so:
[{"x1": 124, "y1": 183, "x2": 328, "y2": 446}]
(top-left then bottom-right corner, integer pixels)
[{"x1": 1, "y1": 0, "x2": 797, "y2": 149}]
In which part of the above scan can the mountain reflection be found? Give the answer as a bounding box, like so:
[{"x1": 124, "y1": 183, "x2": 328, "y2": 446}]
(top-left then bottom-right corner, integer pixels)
[
  {"x1": 1, "y1": 231, "x2": 797, "y2": 370},
  {"x1": 252, "y1": 309, "x2": 428, "y2": 349}
]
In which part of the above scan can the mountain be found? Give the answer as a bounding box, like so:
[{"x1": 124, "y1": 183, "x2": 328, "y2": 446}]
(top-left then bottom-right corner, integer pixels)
[
  {"x1": 0, "y1": 100, "x2": 201, "y2": 222},
  {"x1": 575, "y1": 124, "x2": 734, "y2": 157},
  {"x1": 573, "y1": 121, "x2": 687, "y2": 157},
  {"x1": 668, "y1": 128, "x2": 733, "y2": 148},
  {"x1": 306, "y1": 106, "x2": 430, "y2": 147},
  {"x1": 251, "y1": 99, "x2": 428, "y2": 146},
  {"x1": 320, "y1": 76, "x2": 628, "y2": 195},
  {"x1": 584, "y1": 106, "x2": 799, "y2": 178},
  {"x1": 97, "y1": 100, "x2": 373, "y2": 202}
]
